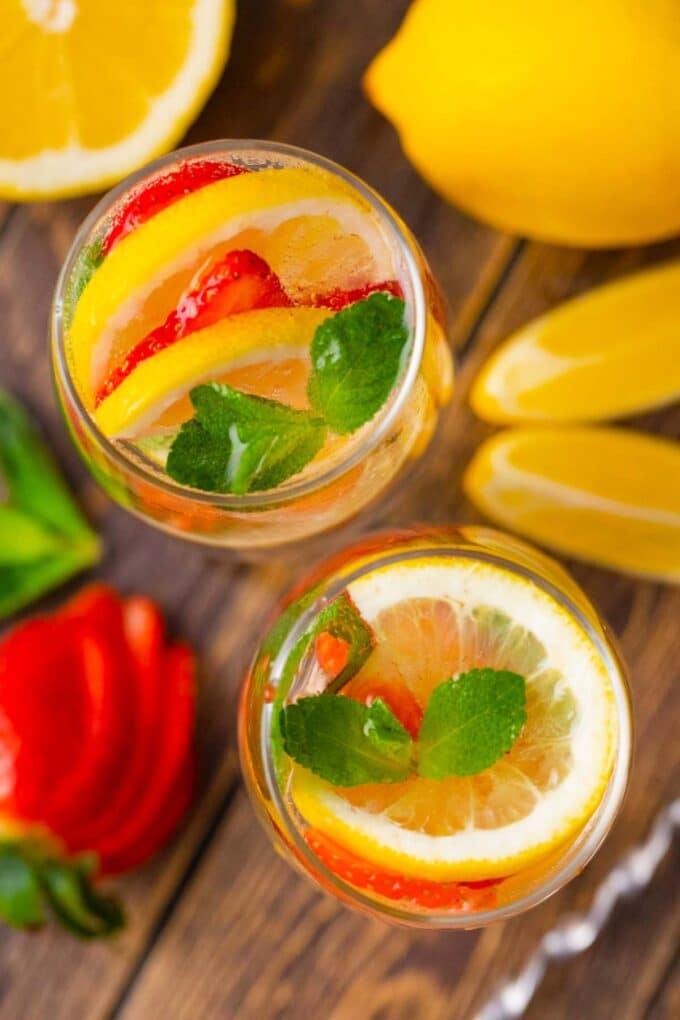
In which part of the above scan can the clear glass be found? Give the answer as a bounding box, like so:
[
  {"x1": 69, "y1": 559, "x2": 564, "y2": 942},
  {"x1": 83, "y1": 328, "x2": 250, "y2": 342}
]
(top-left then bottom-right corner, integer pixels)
[
  {"x1": 239, "y1": 526, "x2": 632, "y2": 929},
  {"x1": 51, "y1": 140, "x2": 452, "y2": 550}
]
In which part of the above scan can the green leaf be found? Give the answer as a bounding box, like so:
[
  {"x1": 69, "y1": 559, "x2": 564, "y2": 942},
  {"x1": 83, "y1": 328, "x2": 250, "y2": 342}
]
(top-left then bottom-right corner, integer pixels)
[
  {"x1": 0, "y1": 505, "x2": 67, "y2": 564},
  {"x1": 280, "y1": 694, "x2": 413, "y2": 786},
  {"x1": 315, "y1": 592, "x2": 376, "y2": 692},
  {"x1": 0, "y1": 391, "x2": 100, "y2": 619},
  {"x1": 166, "y1": 384, "x2": 327, "y2": 494},
  {"x1": 38, "y1": 856, "x2": 124, "y2": 939},
  {"x1": 64, "y1": 238, "x2": 105, "y2": 324},
  {"x1": 0, "y1": 389, "x2": 95, "y2": 540},
  {"x1": 0, "y1": 847, "x2": 44, "y2": 929},
  {"x1": 417, "y1": 669, "x2": 527, "y2": 779},
  {"x1": 307, "y1": 293, "x2": 409, "y2": 434},
  {"x1": 269, "y1": 591, "x2": 375, "y2": 774}
]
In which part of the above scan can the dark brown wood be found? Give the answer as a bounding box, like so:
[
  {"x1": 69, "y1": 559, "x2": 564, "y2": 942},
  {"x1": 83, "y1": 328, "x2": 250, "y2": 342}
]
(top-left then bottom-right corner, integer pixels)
[{"x1": 0, "y1": 1, "x2": 678, "y2": 1017}]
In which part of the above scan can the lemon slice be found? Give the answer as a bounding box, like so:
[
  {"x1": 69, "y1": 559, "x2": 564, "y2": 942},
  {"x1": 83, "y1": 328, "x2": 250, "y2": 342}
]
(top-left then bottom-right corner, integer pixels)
[
  {"x1": 471, "y1": 260, "x2": 680, "y2": 424},
  {"x1": 290, "y1": 557, "x2": 620, "y2": 881},
  {"x1": 0, "y1": 0, "x2": 234, "y2": 200},
  {"x1": 95, "y1": 306, "x2": 330, "y2": 438},
  {"x1": 464, "y1": 426, "x2": 680, "y2": 583},
  {"x1": 68, "y1": 167, "x2": 394, "y2": 406}
]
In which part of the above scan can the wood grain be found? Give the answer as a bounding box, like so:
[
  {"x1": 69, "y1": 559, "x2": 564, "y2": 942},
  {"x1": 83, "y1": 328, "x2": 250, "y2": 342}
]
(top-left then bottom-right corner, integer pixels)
[{"x1": 0, "y1": 0, "x2": 678, "y2": 1017}]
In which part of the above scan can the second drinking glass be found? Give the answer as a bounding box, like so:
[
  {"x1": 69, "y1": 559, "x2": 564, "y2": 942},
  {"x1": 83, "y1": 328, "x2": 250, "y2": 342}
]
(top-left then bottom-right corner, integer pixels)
[{"x1": 52, "y1": 141, "x2": 452, "y2": 550}]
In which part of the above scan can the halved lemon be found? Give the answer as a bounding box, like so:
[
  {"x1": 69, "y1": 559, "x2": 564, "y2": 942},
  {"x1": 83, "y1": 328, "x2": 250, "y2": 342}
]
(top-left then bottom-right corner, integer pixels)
[
  {"x1": 464, "y1": 426, "x2": 680, "y2": 583},
  {"x1": 290, "y1": 558, "x2": 620, "y2": 881},
  {"x1": 68, "y1": 166, "x2": 396, "y2": 405},
  {"x1": 95, "y1": 306, "x2": 330, "y2": 438},
  {"x1": 471, "y1": 260, "x2": 680, "y2": 424},
  {"x1": 1, "y1": 0, "x2": 234, "y2": 200}
]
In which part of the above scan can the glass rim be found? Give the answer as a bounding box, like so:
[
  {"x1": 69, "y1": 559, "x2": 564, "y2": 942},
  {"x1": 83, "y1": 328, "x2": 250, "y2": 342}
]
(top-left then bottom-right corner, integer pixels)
[
  {"x1": 51, "y1": 138, "x2": 428, "y2": 510},
  {"x1": 256, "y1": 532, "x2": 633, "y2": 929}
]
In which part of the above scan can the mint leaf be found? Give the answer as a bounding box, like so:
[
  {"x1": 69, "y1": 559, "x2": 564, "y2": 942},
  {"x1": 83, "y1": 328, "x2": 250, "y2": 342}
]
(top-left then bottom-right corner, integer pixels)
[
  {"x1": 307, "y1": 293, "x2": 409, "y2": 434},
  {"x1": 281, "y1": 695, "x2": 413, "y2": 785},
  {"x1": 0, "y1": 390, "x2": 100, "y2": 619},
  {"x1": 417, "y1": 669, "x2": 526, "y2": 779},
  {"x1": 314, "y1": 592, "x2": 375, "y2": 691},
  {"x1": 166, "y1": 383, "x2": 327, "y2": 494},
  {"x1": 64, "y1": 237, "x2": 105, "y2": 323},
  {"x1": 270, "y1": 591, "x2": 375, "y2": 774}
]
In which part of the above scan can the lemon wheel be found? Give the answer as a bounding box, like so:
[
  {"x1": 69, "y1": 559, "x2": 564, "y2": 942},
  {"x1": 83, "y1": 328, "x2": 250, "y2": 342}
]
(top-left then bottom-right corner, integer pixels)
[{"x1": 289, "y1": 557, "x2": 620, "y2": 882}]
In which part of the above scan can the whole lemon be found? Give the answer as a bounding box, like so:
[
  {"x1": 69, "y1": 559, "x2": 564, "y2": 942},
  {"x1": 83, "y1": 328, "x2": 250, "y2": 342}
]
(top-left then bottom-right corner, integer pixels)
[{"x1": 365, "y1": 0, "x2": 680, "y2": 247}]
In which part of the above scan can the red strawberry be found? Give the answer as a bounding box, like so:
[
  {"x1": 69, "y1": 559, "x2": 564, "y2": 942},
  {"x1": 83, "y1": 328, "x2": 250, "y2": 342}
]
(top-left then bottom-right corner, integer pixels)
[
  {"x1": 102, "y1": 159, "x2": 248, "y2": 255},
  {"x1": 348, "y1": 679, "x2": 424, "y2": 741},
  {"x1": 63, "y1": 596, "x2": 165, "y2": 854},
  {"x1": 95, "y1": 249, "x2": 292, "y2": 406},
  {"x1": 306, "y1": 829, "x2": 500, "y2": 911},
  {"x1": 312, "y1": 279, "x2": 404, "y2": 311},
  {"x1": 0, "y1": 585, "x2": 196, "y2": 935},
  {"x1": 315, "y1": 631, "x2": 350, "y2": 679},
  {"x1": 92, "y1": 640, "x2": 196, "y2": 873}
]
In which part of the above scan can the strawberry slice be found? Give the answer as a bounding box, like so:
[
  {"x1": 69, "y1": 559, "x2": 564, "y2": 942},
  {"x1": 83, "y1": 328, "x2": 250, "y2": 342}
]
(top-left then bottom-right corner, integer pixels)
[
  {"x1": 95, "y1": 249, "x2": 292, "y2": 406},
  {"x1": 44, "y1": 587, "x2": 134, "y2": 832},
  {"x1": 102, "y1": 159, "x2": 248, "y2": 255},
  {"x1": 312, "y1": 280, "x2": 404, "y2": 311},
  {"x1": 92, "y1": 641, "x2": 196, "y2": 873},
  {"x1": 315, "y1": 632, "x2": 350, "y2": 678},
  {"x1": 0, "y1": 616, "x2": 90, "y2": 821},
  {"x1": 102, "y1": 754, "x2": 195, "y2": 875},
  {"x1": 63, "y1": 595, "x2": 165, "y2": 854},
  {"x1": 306, "y1": 829, "x2": 501, "y2": 911}
]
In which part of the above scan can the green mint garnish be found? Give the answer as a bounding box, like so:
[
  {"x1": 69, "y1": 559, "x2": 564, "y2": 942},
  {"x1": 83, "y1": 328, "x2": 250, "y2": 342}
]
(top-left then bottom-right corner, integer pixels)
[
  {"x1": 417, "y1": 669, "x2": 527, "y2": 779},
  {"x1": 281, "y1": 667, "x2": 527, "y2": 785},
  {"x1": 166, "y1": 383, "x2": 327, "y2": 494},
  {"x1": 280, "y1": 695, "x2": 413, "y2": 786},
  {"x1": 0, "y1": 390, "x2": 100, "y2": 619},
  {"x1": 307, "y1": 293, "x2": 409, "y2": 434},
  {"x1": 64, "y1": 238, "x2": 105, "y2": 324},
  {"x1": 270, "y1": 592, "x2": 375, "y2": 774}
]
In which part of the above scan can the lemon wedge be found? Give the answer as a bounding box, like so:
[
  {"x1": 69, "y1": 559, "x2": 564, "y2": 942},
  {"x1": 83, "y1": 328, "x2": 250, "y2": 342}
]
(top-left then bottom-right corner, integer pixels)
[
  {"x1": 464, "y1": 426, "x2": 680, "y2": 583},
  {"x1": 471, "y1": 260, "x2": 680, "y2": 424}
]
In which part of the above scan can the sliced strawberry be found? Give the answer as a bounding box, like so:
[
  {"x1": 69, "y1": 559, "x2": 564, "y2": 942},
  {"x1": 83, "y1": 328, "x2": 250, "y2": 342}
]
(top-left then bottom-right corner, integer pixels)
[
  {"x1": 348, "y1": 679, "x2": 424, "y2": 741},
  {"x1": 64, "y1": 596, "x2": 165, "y2": 854},
  {"x1": 92, "y1": 641, "x2": 196, "y2": 872},
  {"x1": 102, "y1": 159, "x2": 248, "y2": 255},
  {"x1": 315, "y1": 632, "x2": 350, "y2": 678},
  {"x1": 45, "y1": 587, "x2": 134, "y2": 832},
  {"x1": 312, "y1": 279, "x2": 404, "y2": 311},
  {"x1": 306, "y1": 829, "x2": 500, "y2": 911},
  {"x1": 95, "y1": 249, "x2": 292, "y2": 405},
  {"x1": 101, "y1": 755, "x2": 195, "y2": 875},
  {"x1": 0, "y1": 617, "x2": 90, "y2": 820}
]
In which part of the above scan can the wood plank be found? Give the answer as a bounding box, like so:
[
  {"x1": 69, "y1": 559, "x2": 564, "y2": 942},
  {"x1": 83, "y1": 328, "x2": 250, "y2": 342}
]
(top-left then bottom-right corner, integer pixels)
[
  {"x1": 113, "y1": 238, "x2": 680, "y2": 1020},
  {"x1": 0, "y1": 1, "x2": 512, "y2": 1016}
]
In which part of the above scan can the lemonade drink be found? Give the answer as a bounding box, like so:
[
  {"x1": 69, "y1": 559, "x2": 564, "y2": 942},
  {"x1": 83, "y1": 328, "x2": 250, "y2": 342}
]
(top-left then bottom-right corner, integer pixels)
[
  {"x1": 52, "y1": 142, "x2": 451, "y2": 548},
  {"x1": 239, "y1": 527, "x2": 631, "y2": 926}
]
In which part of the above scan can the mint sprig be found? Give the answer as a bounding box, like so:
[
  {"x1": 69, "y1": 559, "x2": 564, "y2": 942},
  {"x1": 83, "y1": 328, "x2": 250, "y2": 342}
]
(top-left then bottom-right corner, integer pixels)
[
  {"x1": 0, "y1": 842, "x2": 123, "y2": 938},
  {"x1": 281, "y1": 668, "x2": 527, "y2": 786},
  {"x1": 417, "y1": 669, "x2": 527, "y2": 779},
  {"x1": 160, "y1": 293, "x2": 409, "y2": 494},
  {"x1": 307, "y1": 293, "x2": 408, "y2": 434},
  {"x1": 0, "y1": 390, "x2": 100, "y2": 619},
  {"x1": 280, "y1": 695, "x2": 413, "y2": 786},
  {"x1": 166, "y1": 384, "x2": 327, "y2": 494}
]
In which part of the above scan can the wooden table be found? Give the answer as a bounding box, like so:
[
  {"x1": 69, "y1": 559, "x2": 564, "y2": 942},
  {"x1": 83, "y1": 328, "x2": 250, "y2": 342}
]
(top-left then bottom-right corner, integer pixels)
[{"x1": 1, "y1": 2, "x2": 678, "y2": 1017}]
